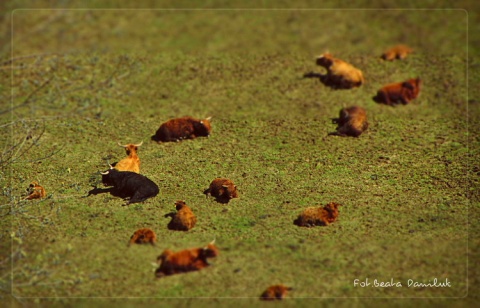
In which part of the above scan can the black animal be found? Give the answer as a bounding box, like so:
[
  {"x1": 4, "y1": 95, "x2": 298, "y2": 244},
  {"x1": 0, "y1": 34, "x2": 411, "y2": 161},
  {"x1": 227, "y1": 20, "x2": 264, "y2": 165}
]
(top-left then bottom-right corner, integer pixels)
[{"x1": 100, "y1": 167, "x2": 159, "y2": 205}]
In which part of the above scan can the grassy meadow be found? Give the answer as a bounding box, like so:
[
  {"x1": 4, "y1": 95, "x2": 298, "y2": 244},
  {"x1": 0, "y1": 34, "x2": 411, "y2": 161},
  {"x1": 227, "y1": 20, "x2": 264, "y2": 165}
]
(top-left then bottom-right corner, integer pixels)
[{"x1": 1, "y1": 1, "x2": 479, "y2": 307}]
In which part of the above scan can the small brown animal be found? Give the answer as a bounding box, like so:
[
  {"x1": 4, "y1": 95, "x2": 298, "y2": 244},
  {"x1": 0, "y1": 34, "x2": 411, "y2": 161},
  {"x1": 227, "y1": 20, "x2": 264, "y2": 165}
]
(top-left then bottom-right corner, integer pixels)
[
  {"x1": 128, "y1": 228, "x2": 157, "y2": 246},
  {"x1": 204, "y1": 178, "x2": 238, "y2": 204},
  {"x1": 152, "y1": 116, "x2": 212, "y2": 142},
  {"x1": 260, "y1": 284, "x2": 293, "y2": 301},
  {"x1": 113, "y1": 142, "x2": 142, "y2": 173},
  {"x1": 316, "y1": 53, "x2": 364, "y2": 89},
  {"x1": 24, "y1": 181, "x2": 46, "y2": 200},
  {"x1": 155, "y1": 240, "x2": 219, "y2": 277},
  {"x1": 294, "y1": 202, "x2": 342, "y2": 227},
  {"x1": 165, "y1": 200, "x2": 197, "y2": 231},
  {"x1": 329, "y1": 106, "x2": 369, "y2": 137},
  {"x1": 381, "y1": 44, "x2": 413, "y2": 61},
  {"x1": 374, "y1": 77, "x2": 422, "y2": 106}
]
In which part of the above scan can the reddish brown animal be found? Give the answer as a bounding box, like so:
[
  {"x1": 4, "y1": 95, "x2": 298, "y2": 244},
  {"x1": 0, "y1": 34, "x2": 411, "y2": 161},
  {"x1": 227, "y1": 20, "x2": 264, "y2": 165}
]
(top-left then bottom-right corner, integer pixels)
[
  {"x1": 152, "y1": 116, "x2": 212, "y2": 142},
  {"x1": 113, "y1": 142, "x2": 142, "y2": 173},
  {"x1": 329, "y1": 106, "x2": 369, "y2": 137},
  {"x1": 155, "y1": 240, "x2": 219, "y2": 277},
  {"x1": 204, "y1": 178, "x2": 238, "y2": 204},
  {"x1": 381, "y1": 44, "x2": 413, "y2": 61},
  {"x1": 294, "y1": 202, "x2": 342, "y2": 227},
  {"x1": 164, "y1": 200, "x2": 197, "y2": 231},
  {"x1": 24, "y1": 181, "x2": 46, "y2": 200},
  {"x1": 260, "y1": 284, "x2": 293, "y2": 301},
  {"x1": 374, "y1": 77, "x2": 422, "y2": 106},
  {"x1": 316, "y1": 53, "x2": 364, "y2": 89},
  {"x1": 128, "y1": 228, "x2": 157, "y2": 246}
]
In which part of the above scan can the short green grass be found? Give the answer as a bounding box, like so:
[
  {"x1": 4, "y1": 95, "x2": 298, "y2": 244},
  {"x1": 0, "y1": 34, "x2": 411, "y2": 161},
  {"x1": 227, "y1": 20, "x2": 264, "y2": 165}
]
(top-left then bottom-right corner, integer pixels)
[{"x1": 1, "y1": 1, "x2": 479, "y2": 307}]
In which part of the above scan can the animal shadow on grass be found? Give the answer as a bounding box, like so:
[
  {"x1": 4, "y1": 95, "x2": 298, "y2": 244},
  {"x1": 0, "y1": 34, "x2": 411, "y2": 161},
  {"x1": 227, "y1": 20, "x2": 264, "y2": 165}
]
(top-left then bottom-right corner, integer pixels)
[
  {"x1": 85, "y1": 186, "x2": 129, "y2": 205},
  {"x1": 87, "y1": 186, "x2": 114, "y2": 197},
  {"x1": 303, "y1": 71, "x2": 343, "y2": 90}
]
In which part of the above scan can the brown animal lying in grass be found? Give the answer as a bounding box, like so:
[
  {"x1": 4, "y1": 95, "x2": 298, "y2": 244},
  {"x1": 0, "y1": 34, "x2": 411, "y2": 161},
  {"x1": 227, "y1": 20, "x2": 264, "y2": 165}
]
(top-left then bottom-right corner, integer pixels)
[
  {"x1": 24, "y1": 181, "x2": 46, "y2": 200},
  {"x1": 294, "y1": 202, "x2": 342, "y2": 227},
  {"x1": 260, "y1": 284, "x2": 293, "y2": 301},
  {"x1": 113, "y1": 142, "x2": 142, "y2": 173},
  {"x1": 374, "y1": 77, "x2": 422, "y2": 106},
  {"x1": 204, "y1": 178, "x2": 238, "y2": 204},
  {"x1": 315, "y1": 52, "x2": 364, "y2": 89},
  {"x1": 155, "y1": 240, "x2": 219, "y2": 277},
  {"x1": 381, "y1": 44, "x2": 413, "y2": 61},
  {"x1": 128, "y1": 228, "x2": 157, "y2": 246},
  {"x1": 164, "y1": 200, "x2": 197, "y2": 231},
  {"x1": 152, "y1": 116, "x2": 212, "y2": 142},
  {"x1": 329, "y1": 106, "x2": 369, "y2": 137}
]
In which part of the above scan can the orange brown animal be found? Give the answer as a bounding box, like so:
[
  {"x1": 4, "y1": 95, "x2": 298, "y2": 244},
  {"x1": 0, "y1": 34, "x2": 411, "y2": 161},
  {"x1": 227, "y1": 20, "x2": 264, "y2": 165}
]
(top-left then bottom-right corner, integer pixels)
[
  {"x1": 164, "y1": 200, "x2": 197, "y2": 231},
  {"x1": 152, "y1": 116, "x2": 212, "y2": 142},
  {"x1": 374, "y1": 77, "x2": 422, "y2": 106},
  {"x1": 113, "y1": 142, "x2": 142, "y2": 173},
  {"x1": 329, "y1": 106, "x2": 369, "y2": 137},
  {"x1": 128, "y1": 228, "x2": 157, "y2": 246},
  {"x1": 260, "y1": 284, "x2": 293, "y2": 301},
  {"x1": 381, "y1": 44, "x2": 413, "y2": 61},
  {"x1": 204, "y1": 178, "x2": 238, "y2": 204},
  {"x1": 24, "y1": 181, "x2": 46, "y2": 200},
  {"x1": 155, "y1": 240, "x2": 219, "y2": 277},
  {"x1": 294, "y1": 202, "x2": 342, "y2": 227},
  {"x1": 315, "y1": 52, "x2": 364, "y2": 89}
]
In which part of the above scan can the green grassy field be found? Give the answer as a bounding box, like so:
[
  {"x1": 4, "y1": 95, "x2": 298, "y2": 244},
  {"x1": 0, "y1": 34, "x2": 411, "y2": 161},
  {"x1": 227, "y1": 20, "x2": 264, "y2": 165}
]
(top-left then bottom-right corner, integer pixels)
[{"x1": 1, "y1": 1, "x2": 479, "y2": 307}]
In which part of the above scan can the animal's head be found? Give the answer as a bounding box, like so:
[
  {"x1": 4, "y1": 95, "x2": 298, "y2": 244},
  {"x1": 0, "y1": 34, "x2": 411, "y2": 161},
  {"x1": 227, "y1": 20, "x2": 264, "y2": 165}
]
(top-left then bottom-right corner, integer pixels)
[
  {"x1": 193, "y1": 116, "x2": 212, "y2": 137},
  {"x1": 202, "y1": 239, "x2": 219, "y2": 259},
  {"x1": 27, "y1": 181, "x2": 39, "y2": 191},
  {"x1": 118, "y1": 141, "x2": 143, "y2": 156},
  {"x1": 175, "y1": 200, "x2": 187, "y2": 210},
  {"x1": 157, "y1": 249, "x2": 174, "y2": 264},
  {"x1": 316, "y1": 53, "x2": 334, "y2": 68},
  {"x1": 222, "y1": 182, "x2": 238, "y2": 199},
  {"x1": 100, "y1": 165, "x2": 117, "y2": 186},
  {"x1": 412, "y1": 77, "x2": 422, "y2": 91},
  {"x1": 274, "y1": 285, "x2": 293, "y2": 297},
  {"x1": 129, "y1": 232, "x2": 144, "y2": 244},
  {"x1": 402, "y1": 78, "x2": 422, "y2": 98},
  {"x1": 324, "y1": 202, "x2": 342, "y2": 213}
]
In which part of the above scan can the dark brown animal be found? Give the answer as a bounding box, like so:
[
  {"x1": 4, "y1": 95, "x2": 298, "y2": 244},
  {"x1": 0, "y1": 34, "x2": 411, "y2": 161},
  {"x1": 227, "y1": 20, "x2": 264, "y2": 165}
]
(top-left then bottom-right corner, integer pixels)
[
  {"x1": 315, "y1": 53, "x2": 364, "y2": 89},
  {"x1": 374, "y1": 77, "x2": 422, "y2": 106},
  {"x1": 381, "y1": 44, "x2": 413, "y2": 61},
  {"x1": 24, "y1": 181, "x2": 46, "y2": 200},
  {"x1": 152, "y1": 116, "x2": 212, "y2": 142},
  {"x1": 294, "y1": 202, "x2": 342, "y2": 227},
  {"x1": 128, "y1": 228, "x2": 157, "y2": 246},
  {"x1": 329, "y1": 106, "x2": 369, "y2": 137},
  {"x1": 155, "y1": 240, "x2": 219, "y2": 277},
  {"x1": 204, "y1": 178, "x2": 238, "y2": 204},
  {"x1": 113, "y1": 142, "x2": 142, "y2": 173},
  {"x1": 260, "y1": 284, "x2": 293, "y2": 301},
  {"x1": 165, "y1": 200, "x2": 197, "y2": 231}
]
